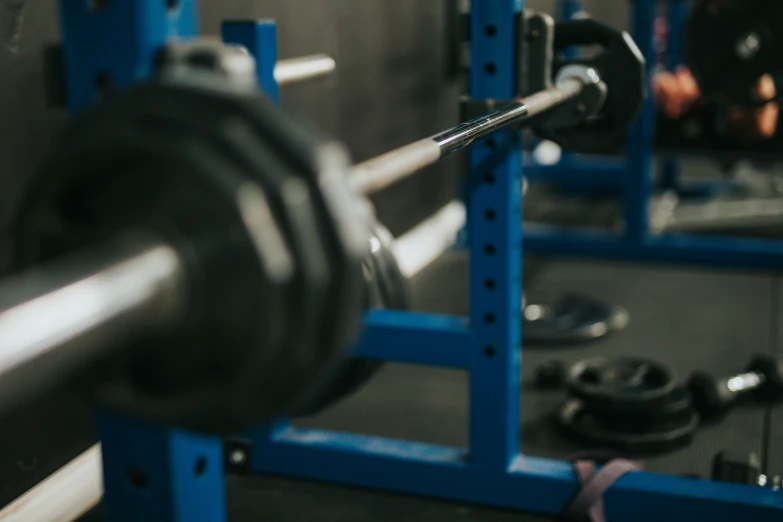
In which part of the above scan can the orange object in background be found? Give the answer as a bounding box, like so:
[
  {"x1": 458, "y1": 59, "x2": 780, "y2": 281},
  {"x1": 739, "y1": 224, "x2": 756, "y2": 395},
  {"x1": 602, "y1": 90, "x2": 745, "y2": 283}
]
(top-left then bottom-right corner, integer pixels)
[{"x1": 653, "y1": 66, "x2": 778, "y2": 141}]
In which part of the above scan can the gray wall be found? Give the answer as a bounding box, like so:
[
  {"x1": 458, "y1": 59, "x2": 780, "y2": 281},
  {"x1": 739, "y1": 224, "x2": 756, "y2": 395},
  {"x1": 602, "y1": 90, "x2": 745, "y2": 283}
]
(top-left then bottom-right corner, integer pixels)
[
  {"x1": 0, "y1": 2, "x2": 61, "y2": 265},
  {"x1": 0, "y1": 1, "x2": 631, "y2": 266},
  {"x1": 201, "y1": 1, "x2": 465, "y2": 236}
]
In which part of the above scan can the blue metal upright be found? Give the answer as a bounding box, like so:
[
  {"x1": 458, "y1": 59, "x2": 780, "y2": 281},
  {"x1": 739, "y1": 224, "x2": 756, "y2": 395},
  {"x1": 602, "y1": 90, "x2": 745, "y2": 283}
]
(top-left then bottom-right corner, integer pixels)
[
  {"x1": 555, "y1": 0, "x2": 581, "y2": 166},
  {"x1": 249, "y1": 0, "x2": 524, "y2": 474},
  {"x1": 623, "y1": 0, "x2": 657, "y2": 242},
  {"x1": 222, "y1": 20, "x2": 280, "y2": 101},
  {"x1": 658, "y1": 0, "x2": 689, "y2": 192},
  {"x1": 59, "y1": 0, "x2": 197, "y2": 111},
  {"x1": 664, "y1": 1, "x2": 688, "y2": 71},
  {"x1": 557, "y1": 0, "x2": 582, "y2": 23},
  {"x1": 466, "y1": 0, "x2": 523, "y2": 471}
]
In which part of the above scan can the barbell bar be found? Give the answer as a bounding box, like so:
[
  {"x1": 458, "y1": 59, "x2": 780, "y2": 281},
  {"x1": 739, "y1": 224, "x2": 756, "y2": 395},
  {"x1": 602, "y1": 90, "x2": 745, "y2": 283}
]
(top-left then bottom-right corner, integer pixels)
[
  {"x1": 0, "y1": 237, "x2": 186, "y2": 415},
  {"x1": 0, "y1": 62, "x2": 598, "y2": 422},
  {"x1": 350, "y1": 75, "x2": 589, "y2": 195},
  {"x1": 0, "y1": 199, "x2": 469, "y2": 522},
  {"x1": 274, "y1": 54, "x2": 336, "y2": 86},
  {"x1": 169, "y1": 38, "x2": 336, "y2": 88}
]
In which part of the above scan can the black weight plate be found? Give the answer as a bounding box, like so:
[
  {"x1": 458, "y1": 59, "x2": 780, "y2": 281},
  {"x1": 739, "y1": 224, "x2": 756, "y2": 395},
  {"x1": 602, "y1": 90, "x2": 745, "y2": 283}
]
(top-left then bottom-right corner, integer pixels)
[
  {"x1": 566, "y1": 357, "x2": 678, "y2": 413},
  {"x1": 523, "y1": 293, "x2": 629, "y2": 345},
  {"x1": 237, "y1": 97, "x2": 369, "y2": 414},
  {"x1": 557, "y1": 399, "x2": 699, "y2": 455},
  {"x1": 110, "y1": 83, "x2": 335, "y2": 430},
  {"x1": 294, "y1": 222, "x2": 409, "y2": 416},
  {"x1": 118, "y1": 81, "x2": 333, "y2": 408},
  {"x1": 686, "y1": 0, "x2": 783, "y2": 107},
  {"x1": 16, "y1": 119, "x2": 294, "y2": 433},
  {"x1": 12, "y1": 77, "x2": 361, "y2": 433},
  {"x1": 592, "y1": 386, "x2": 693, "y2": 433},
  {"x1": 533, "y1": 18, "x2": 646, "y2": 154}
]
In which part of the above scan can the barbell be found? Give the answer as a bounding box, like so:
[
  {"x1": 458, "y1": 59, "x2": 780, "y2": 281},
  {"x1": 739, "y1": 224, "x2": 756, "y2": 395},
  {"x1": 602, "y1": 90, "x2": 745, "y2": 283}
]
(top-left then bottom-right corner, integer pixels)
[{"x1": 0, "y1": 17, "x2": 645, "y2": 433}]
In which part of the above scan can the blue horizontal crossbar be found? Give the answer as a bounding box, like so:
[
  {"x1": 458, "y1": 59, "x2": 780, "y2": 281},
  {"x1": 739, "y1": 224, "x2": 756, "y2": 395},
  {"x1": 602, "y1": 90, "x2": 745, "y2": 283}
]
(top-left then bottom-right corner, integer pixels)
[
  {"x1": 351, "y1": 310, "x2": 474, "y2": 368},
  {"x1": 524, "y1": 227, "x2": 783, "y2": 270},
  {"x1": 250, "y1": 428, "x2": 783, "y2": 522},
  {"x1": 523, "y1": 159, "x2": 626, "y2": 188}
]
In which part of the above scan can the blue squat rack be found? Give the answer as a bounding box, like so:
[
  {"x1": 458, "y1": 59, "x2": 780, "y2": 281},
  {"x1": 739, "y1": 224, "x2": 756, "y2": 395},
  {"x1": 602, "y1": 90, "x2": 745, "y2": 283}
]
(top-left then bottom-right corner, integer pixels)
[
  {"x1": 524, "y1": 0, "x2": 783, "y2": 270},
  {"x1": 56, "y1": 1, "x2": 783, "y2": 521}
]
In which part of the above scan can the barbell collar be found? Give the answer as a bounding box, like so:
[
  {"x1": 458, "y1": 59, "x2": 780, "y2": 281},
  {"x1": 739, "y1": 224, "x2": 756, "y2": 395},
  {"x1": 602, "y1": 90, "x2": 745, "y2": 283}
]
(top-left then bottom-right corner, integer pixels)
[
  {"x1": 349, "y1": 77, "x2": 585, "y2": 195},
  {"x1": 0, "y1": 235, "x2": 186, "y2": 414}
]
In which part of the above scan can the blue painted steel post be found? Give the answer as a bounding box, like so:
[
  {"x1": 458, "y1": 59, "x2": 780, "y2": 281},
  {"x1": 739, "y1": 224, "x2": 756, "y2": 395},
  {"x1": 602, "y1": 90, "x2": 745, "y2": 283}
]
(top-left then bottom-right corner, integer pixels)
[
  {"x1": 222, "y1": 20, "x2": 280, "y2": 102},
  {"x1": 665, "y1": 1, "x2": 688, "y2": 71},
  {"x1": 99, "y1": 412, "x2": 226, "y2": 522},
  {"x1": 659, "y1": 0, "x2": 689, "y2": 191},
  {"x1": 556, "y1": 0, "x2": 582, "y2": 60},
  {"x1": 468, "y1": 0, "x2": 522, "y2": 470},
  {"x1": 624, "y1": 0, "x2": 657, "y2": 242},
  {"x1": 555, "y1": 0, "x2": 582, "y2": 167},
  {"x1": 557, "y1": 0, "x2": 582, "y2": 21},
  {"x1": 58, "y1": 0, "x2": 198, "y2": 112},
  {"x1": 59, "y1": 2, "x2": 226, "y2": 521}
]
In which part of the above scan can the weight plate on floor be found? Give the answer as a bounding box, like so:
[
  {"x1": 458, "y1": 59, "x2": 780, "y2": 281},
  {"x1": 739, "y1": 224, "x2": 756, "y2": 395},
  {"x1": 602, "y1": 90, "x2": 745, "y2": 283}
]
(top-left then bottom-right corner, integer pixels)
[
  {"x1": 566, "y1": 357, "x2": 678, "y2": 412},
  {"x1": 593, "y1": 386, "x2": 693, "y2": 432},
  {"x1": 523, "y1": 293, "x2": 629, "y2": 345},
  {"x1": 557, "y1": 398, "x2": 699, "y2": 455}
]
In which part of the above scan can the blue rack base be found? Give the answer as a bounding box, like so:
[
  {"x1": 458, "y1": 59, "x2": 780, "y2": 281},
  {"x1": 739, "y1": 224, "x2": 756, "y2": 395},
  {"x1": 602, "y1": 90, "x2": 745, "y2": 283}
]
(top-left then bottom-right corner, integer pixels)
[{"x1": 246, "y1": 426, "x2": 783, "y2": 522}]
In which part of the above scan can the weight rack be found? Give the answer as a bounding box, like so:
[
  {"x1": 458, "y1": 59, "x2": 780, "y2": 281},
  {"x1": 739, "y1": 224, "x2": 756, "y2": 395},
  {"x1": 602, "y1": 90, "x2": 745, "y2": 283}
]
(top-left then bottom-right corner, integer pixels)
[
  {"x1": 56, "y1": 1, "x2": 783, "y2": 521},
  {"x1": 524, "y1": 0, "x2": 783, "y2": 270}
]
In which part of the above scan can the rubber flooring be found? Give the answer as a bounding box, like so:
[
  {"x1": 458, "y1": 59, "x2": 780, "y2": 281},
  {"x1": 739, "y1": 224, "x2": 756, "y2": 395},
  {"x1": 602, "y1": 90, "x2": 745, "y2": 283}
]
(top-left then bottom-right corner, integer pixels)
[
  {"x1": 1, "y1": 253, "x2": 779, "y2": 521},
  {"x1": 228, "y1": 253, "x2": 781, "y2": 521}
]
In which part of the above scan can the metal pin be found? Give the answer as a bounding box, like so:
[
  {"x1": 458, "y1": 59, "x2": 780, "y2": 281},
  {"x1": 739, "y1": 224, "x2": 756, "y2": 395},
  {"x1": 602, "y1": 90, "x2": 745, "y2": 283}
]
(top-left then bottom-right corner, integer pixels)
[{"x1": 275, "y1": 54, "x2": 336, "y2": 86}]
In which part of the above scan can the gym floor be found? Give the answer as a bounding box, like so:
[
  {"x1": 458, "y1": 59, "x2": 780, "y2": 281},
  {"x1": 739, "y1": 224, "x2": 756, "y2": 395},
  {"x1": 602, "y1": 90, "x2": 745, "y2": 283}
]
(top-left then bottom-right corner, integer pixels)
[{"x1": 1, "y1": 248, "x2": 780, "y2": 521}]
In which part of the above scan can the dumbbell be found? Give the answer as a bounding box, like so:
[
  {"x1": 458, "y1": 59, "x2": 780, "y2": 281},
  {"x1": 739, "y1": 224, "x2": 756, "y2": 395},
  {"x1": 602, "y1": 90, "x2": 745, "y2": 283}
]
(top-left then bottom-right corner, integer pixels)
[
  {"x1": 712, "y1": 450, "x2": 782, "y2": 490},
  {"x1": 687, "y1": 354, "x2": 783, "y2": 418}
]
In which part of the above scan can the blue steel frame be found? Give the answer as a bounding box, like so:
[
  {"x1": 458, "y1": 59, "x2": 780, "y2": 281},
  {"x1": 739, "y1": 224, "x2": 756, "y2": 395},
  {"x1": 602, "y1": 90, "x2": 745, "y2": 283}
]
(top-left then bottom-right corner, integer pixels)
[
  {"x1": 58, "y1": 0, "x2": 783, "y2": 521},
  {"x1": 243, "y1": 1, "x2": 783, "y2": 521},
  {"x1": 523, "y1": 0, "x2": 783, "y2": 270}
]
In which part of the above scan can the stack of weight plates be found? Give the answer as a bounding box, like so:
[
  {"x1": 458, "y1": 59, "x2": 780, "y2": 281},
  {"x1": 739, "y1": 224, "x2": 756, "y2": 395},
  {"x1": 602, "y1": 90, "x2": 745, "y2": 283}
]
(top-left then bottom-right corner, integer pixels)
[
  {"x1": 556, "y1": 357, "x2": 700, "y2": 455},
  {"x1": 523, "y1": 293, "x2": 630, "y2": 345}
]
